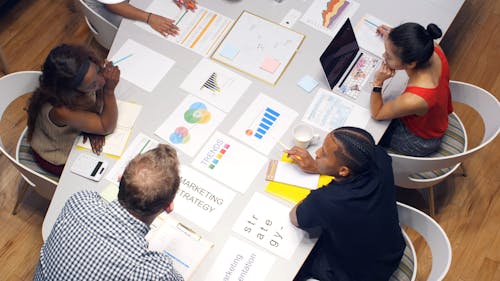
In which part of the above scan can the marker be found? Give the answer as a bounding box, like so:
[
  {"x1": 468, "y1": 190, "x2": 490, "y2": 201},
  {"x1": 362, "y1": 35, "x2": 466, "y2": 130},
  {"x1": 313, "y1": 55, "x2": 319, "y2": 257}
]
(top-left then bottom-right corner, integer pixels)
[
  {"x1": 278, "y1": 141, "x2": 302, "y2": 160},
  {"x1": 112, "y1": 53, "x2": 133, "y2": 65},
  {"x1": 176, "y1": 10, "x2": 188, "y2": 25}
]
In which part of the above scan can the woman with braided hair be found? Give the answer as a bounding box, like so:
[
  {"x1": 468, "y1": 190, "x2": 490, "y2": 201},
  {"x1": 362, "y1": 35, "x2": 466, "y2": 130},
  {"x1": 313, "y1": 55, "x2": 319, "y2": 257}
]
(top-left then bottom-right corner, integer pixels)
[
  {"x1": 287, "y1": 127, "x2": 404, "y2": 281},
  {"x1": 370, "y1": 22, "x2": 453, "y2": 156},
  {"x1": 26, "y1": 44, "x2": 120, "y2": 176}
]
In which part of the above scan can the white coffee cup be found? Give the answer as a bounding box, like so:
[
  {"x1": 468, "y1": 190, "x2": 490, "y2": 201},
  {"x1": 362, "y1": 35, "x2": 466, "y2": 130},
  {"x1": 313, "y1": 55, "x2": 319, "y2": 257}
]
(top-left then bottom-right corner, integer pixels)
[{"x1": 293, "y1": 124, "x2": 320, "y2": 149}]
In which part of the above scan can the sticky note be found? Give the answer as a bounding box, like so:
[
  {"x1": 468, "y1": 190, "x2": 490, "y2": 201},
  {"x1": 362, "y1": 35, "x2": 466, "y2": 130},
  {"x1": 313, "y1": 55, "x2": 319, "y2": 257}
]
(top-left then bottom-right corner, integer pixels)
[
  {"x1": 219, "y1": 44, "x2": 239, "y2": 60},
  {"x1": 297, "y1": 75, "x2": 319, "y2": 92},
  {"x1": 260, "y1": 57, "x2": 281, "y2": 73}
]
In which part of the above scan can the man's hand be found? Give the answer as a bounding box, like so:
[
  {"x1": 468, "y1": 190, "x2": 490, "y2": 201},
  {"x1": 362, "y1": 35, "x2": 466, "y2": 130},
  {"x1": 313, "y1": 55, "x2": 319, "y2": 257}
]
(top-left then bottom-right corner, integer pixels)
[
  {"x1": 149, "y1": 14, "x2": 179, "y2": 36},
  {"x1": 286, "y1": 146, "x2": 319, "y2": 174},
  {"x1": 83, "y1": 133, "x2": 106, "y2": 155}
]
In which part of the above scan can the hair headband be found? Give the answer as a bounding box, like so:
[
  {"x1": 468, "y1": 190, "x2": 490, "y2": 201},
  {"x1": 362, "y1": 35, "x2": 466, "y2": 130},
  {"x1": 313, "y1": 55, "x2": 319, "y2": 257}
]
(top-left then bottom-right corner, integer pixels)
[{"x1": 70, "y1": 59, "x2": 91, "y2": 89}]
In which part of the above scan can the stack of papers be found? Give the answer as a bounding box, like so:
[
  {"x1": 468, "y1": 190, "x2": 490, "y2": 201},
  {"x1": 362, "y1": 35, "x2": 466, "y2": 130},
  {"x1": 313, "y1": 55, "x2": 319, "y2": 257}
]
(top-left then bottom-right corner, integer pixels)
[{"x1": 77, "y1": 100, "x2": 142, "y2": 158}]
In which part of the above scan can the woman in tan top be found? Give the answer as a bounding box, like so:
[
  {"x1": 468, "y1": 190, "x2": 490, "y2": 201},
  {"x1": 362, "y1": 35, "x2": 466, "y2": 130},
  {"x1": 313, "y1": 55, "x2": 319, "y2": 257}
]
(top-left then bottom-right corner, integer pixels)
[{"x1": 26, "y1": 44, "x2": 119, "y2": 176}]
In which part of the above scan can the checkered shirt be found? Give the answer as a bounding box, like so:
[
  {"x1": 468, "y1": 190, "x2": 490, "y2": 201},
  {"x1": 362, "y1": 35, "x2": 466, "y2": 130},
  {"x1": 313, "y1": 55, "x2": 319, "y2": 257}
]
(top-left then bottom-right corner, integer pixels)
[{"x1": 34, "y1": 190, "x2": 183, "y2": 281}]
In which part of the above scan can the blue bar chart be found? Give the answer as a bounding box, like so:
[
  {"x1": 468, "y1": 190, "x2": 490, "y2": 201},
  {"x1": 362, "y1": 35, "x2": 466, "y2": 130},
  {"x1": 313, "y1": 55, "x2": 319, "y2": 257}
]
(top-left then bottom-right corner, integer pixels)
[{"x1": 254, "y1": 107, "x2": 280, "y2": 139}]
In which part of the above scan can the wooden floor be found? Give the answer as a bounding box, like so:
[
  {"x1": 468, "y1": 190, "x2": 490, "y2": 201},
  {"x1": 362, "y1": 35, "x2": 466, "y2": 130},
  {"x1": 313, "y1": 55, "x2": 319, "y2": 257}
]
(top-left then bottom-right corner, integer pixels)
[{"x1": 0, "y1": 0, "x2": 498, "y2": 280}]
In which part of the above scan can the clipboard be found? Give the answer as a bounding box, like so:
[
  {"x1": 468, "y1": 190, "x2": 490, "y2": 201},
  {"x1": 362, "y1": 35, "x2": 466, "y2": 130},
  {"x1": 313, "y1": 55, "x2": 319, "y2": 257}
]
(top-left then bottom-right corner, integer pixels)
[{"x1": 147, "y1": 213, "x2": 214, "y2": 280}]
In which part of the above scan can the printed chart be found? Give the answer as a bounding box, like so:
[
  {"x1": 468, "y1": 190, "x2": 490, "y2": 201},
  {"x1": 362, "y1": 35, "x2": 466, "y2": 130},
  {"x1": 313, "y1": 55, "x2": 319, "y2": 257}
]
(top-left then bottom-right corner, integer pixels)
[
  {"x1": 302, "y1": 88, "x2": 371, "y2": 132},
  {"x1": 136, "y1": 0, "x2": 233, "y2": 56},
  {"x1": 232, "y1": 193, "x2": 305, "y2": 259},
  {"x1": 174, "y1": 165, "x2": 236, "y2": 231},
  {"x1": 229, "y1": 93, "x2": 298, "y2": 155},
  {"x1": 155, "y1": 95, "x2": 225, "y2": 157},
  {"x1": 192, "y1": 131, "x2": 268, "y2": 194},
  {"x1": 212, "y1": 11, "x2": 305, "y2": 85},
  {"x1": 206, "y1": 237, "x2": 276, "y2": 281},
  {"x1": 180, "y1": 59, "x2": 251, "y2": 112},
  {"x1": 301, "y1": 0, "x2": 359, "y2": 37}
]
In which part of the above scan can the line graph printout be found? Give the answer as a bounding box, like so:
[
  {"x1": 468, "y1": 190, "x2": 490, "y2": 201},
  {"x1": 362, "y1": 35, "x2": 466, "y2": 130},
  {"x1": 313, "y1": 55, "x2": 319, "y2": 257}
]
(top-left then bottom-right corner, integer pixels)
[
  {"x1": 302, "y1": 88, "x2": 370, "y2": 132},
  {"x1": 155, "y1": 95, "x2": 226, "y2": 157},
  {"x1": 180, "y1": 59, "x2": 251, "y2": 112},
  {"x1": 212, "y1": 11, "x2": 305, "y2": 85},
  {"x1": 301, "y1": 0, "x2": 359, "y2": 37},
  {"x1": 229, "y1": 93, "x2": 298, "y2": 155},
  {"x1": 135, "y1": 0, "x2": 233, "y2": 57},
  {"x1": 192, "y1": 131, "x2": 268, "y2": 194}
]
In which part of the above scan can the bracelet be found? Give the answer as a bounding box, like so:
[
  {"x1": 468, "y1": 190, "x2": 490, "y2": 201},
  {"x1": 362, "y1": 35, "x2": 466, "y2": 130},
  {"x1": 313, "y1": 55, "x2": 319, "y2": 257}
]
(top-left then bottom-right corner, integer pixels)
[
  {"x1": 372, "y1": 86, "x2": 383, "y2": 93},
  {"x1": 146, "y1": 12, "x2": 152, "y2": 24}
]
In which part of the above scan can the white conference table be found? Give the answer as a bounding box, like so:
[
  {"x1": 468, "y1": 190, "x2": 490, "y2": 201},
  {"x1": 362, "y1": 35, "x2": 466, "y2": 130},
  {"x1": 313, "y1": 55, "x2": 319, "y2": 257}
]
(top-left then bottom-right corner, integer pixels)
[{"x1": 42, "y1": 0, "x2": 463, "y2": 280}]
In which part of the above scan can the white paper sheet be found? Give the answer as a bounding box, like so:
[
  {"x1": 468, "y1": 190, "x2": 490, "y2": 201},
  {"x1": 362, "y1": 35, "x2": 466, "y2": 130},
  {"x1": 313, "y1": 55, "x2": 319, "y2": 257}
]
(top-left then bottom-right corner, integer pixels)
[
  {"x1": 354, "y1": 14, "x2": 391, "y2": 57},
  {"x1": 105, "y1": 133, "x2": 159, "y2": 185},
  {"x1": 135, "y1": 0, "x2": 233, "y2": 57},
  {"x1": 76, "y1": 100, "x2": 142, "y2": 157},
  {"x1": 206, "y1": 236, "x2": 276, "y2": 281},
  {"x1": 303, "y1": 88, "x2": 371, "y2": 131},
  {"x1": 174, "y1": 165, "x2": 236, "y2": 231},
  {"x1": 229, "y1": 93, "x2": 298, "y2": 155},
  {"x1": 192, "y1": 131, "x2": 267, "y2": 194},
  {"x1": 232, "y1": 193, "x2": 305, "y2": 259},
  {"x1": 301, "y1": 0, "x2": 359, "y2": 37},
  {"x1": 147, "y1": 214, "x2": 213, "y2": 280},
  {"x1": 180, "y1": 59, "x2": 251, "y2": 112},
  {"x1": 266, "y1": 160, "x2": 320, "y2": 190},
  {"x1": 109, "y1": 39, "x2": 175, "y2": 92},
  {"x1": 155, "y1": 95, "x2": 226, "y2": 157}
]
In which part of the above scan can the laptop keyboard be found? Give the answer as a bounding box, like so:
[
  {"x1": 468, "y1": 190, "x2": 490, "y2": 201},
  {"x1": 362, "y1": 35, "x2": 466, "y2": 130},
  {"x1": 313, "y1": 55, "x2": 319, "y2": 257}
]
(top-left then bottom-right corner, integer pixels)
[{"x1": 338, "y1": 53, "x2": 381, "y2": 100}]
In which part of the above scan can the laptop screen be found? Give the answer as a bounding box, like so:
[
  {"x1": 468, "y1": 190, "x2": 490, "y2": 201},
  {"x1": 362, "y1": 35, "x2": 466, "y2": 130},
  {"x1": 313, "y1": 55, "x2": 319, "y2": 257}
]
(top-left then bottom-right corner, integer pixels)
[{"x1": 320, "y1": 19, "x2": 359, "y2": 89}]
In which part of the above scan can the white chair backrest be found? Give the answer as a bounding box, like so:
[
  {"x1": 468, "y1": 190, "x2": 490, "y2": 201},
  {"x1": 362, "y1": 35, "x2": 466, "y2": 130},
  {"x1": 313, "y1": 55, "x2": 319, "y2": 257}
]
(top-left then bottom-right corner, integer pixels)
[
  {"x1": 389, "y1": 81, "x2": 500, "y2": 184},
  {"x1": 78, "y1": 0, "x2": 118, "y2": 49},
  {"x1": 0, "y1": 71, "x2": 57, "y2": 197},
  {"x1": 397, "y1": 202, "x2": 452, "y2": 281}
]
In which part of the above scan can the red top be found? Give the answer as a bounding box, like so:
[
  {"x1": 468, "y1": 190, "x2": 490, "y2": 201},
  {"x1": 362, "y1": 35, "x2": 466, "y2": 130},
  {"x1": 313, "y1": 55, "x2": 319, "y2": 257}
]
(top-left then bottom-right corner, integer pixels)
[{"x1": 401, "y1": 47, "x2": 453, "y2": 139}]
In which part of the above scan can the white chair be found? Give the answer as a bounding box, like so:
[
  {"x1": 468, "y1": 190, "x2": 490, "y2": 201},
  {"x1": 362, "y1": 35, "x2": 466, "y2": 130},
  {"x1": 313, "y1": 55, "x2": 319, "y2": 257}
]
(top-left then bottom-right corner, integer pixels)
[
  {"x1": 390, "y1": 81, "x2": 500, "y2": 216},
  {"x1": 0, "y1": 71, "x2": 58, "y2": 215},
  {"x1": 77, "y1": 0, "x2": 118, "y2": 49},
  {"x1": 396, "y1": 202, "x2": 452, "y2": 281}
]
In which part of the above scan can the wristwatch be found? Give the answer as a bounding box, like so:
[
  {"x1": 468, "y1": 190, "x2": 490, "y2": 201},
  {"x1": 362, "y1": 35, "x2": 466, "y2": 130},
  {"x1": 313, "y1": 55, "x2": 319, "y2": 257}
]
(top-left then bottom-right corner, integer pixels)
[{"x1": 372, "y1": 86, "x2": 383, "y2": 93}]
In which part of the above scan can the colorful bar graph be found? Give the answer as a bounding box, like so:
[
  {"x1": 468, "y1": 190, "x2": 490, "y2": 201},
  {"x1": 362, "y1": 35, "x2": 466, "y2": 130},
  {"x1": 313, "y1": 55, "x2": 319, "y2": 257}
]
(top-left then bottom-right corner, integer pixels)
[
  {"x1": 201, "y1": 72, "x2": 221, "y2": 92},
  {"x1": 254, "y1": 107, "x2": 280, "y2": 139}
]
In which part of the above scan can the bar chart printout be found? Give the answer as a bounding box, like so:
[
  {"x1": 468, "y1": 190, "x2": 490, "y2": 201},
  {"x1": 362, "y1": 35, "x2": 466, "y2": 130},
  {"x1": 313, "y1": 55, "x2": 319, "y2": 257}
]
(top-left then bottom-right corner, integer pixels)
[
  {"x1": 248, "y1": 107, "x2": 280, "y2": 139},
  {"x1": 230, "y1": 93, "x2": 298, "y2": 155}
]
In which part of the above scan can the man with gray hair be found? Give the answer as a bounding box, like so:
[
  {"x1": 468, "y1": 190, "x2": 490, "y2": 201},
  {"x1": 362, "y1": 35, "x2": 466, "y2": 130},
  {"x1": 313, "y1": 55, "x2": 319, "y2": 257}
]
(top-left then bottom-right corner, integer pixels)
[
  {"x1": 287, "y1": 127, "x2": 405, "y2": 281},
  {"x1": 34, "y1": 144, "x2": 184, "y2": 280}
]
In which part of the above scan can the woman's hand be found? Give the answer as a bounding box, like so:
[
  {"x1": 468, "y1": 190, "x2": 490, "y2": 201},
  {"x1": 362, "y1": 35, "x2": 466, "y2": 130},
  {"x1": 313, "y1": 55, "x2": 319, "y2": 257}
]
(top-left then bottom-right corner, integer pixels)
[
  {"x1": 149, "y1": 13, "x2": 179, "y2": 36},
  {"x1": 83, "y1": 133, "x2": 106, "y2": 155},
  {"x1": 102, "y1": 62, "x2": 120, "y2": 92},
  {"x1": 285, "y1": 147, "x2": 319, "y2": 174},
  {"x1": 376, "y1": 24, "x2": 391, "y2": 38},
  {"x1": 373, "y1": 62, "x2": 395, "y2": 86}
]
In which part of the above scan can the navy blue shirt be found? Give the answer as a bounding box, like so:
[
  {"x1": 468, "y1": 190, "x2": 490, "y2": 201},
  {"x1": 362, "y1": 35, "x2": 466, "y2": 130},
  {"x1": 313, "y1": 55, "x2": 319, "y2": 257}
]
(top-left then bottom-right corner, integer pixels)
[{"x1": 297, "y1": 146, "x2": 404, "y2": 281}]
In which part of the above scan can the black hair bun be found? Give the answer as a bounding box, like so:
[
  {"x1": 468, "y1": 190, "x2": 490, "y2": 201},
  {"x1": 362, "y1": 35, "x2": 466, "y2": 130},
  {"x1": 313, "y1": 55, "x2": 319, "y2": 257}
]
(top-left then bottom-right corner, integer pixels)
[{"x1": 426, "y1": 23, "x2": 442, "y2": 40}]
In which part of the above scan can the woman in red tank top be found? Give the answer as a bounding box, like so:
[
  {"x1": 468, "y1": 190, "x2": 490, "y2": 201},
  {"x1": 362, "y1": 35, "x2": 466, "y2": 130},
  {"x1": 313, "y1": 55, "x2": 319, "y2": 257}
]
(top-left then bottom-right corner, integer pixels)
[{"x1": 369, "y1": 22, "x2": 453, "y2": 156}]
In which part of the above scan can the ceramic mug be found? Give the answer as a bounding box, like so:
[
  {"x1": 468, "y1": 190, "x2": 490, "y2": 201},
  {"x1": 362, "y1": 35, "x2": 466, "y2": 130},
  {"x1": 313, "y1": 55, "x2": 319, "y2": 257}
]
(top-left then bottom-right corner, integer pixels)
[{"x1": 293, "y1": 124, "x2": 320, "y2": 149}]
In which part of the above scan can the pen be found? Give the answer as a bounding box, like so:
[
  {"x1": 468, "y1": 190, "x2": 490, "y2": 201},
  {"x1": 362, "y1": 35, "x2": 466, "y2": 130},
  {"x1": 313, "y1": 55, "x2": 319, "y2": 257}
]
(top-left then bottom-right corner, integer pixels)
[
  {"x1": 112, "y1": 53, "x2": 133, "y2": 65},
  {"x1": 364, "y1": 18, "x2": 379, "y2": 28},
  {"x1": 277, "y1": 141, "x2": 302, "y2": 160}
]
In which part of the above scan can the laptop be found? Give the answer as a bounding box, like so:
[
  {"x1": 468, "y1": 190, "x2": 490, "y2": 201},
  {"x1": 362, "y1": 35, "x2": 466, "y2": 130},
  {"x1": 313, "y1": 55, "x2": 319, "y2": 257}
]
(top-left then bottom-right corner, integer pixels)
[{"x1": 320, "y1": 18, "x2": 394, "y2": 108}]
